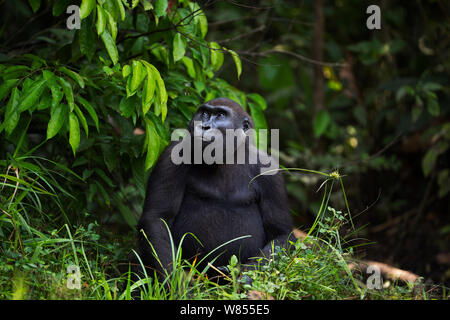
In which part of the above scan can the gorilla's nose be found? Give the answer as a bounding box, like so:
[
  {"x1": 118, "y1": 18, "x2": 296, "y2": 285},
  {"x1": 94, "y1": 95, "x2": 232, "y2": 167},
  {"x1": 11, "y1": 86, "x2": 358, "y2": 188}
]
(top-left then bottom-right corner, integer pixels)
[{"x1": 202, "y1": 125, "x2": 211, "y2": 131}]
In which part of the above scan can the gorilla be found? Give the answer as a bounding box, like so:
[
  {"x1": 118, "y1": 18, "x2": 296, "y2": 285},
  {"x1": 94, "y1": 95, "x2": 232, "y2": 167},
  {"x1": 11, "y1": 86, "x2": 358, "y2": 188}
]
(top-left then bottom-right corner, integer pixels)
[{"x1": 132, "y1": 97, "x2": 294, "y2": 281}]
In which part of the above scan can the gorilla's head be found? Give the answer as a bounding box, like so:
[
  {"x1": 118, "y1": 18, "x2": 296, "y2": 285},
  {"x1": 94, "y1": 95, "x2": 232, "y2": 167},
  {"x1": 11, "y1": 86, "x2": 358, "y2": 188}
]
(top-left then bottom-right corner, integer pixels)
[{"x1": 189, "y1": 98, "x2": 254, "y2": 149}]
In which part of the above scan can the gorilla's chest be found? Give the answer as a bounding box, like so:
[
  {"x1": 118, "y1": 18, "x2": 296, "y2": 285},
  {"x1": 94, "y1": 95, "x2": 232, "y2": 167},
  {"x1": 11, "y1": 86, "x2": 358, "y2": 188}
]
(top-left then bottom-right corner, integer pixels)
[
  {"x1": 171, "y1": 166, "x2": 265, "y2": 264},
  {"x1": 183, "y1": 165, "x2": 258, "y2": 205}
]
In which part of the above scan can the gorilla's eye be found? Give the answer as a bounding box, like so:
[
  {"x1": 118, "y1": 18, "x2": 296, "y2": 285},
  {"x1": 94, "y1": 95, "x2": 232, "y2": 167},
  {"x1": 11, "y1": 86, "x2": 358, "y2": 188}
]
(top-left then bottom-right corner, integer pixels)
[
  {"x1": 201, "y1": 110, "x2": 208, "y2": 119},
  {"x1": 217, "y1": 111, "x2": 225, "y2": 118},
  {"x1": 243, "y1": 120, "x2": 250, "y2": 131}
]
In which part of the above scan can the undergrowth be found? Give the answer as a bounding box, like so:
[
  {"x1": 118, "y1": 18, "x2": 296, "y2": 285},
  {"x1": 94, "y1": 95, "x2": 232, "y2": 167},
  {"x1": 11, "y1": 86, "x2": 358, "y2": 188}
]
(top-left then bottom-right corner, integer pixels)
[{"x1": 0, "y1": 161, "x2": 445, "y2": 300}]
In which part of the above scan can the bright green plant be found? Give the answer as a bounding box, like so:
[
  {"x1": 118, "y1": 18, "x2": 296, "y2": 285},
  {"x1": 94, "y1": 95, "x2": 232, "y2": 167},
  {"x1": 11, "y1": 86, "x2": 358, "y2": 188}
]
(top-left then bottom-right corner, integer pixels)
[
  {"x1": 0, "y1": 0, "x2": 270, "y2": 300},
  {"x1": 0, "y1": 0, "x2": 269, "y2": 229}
]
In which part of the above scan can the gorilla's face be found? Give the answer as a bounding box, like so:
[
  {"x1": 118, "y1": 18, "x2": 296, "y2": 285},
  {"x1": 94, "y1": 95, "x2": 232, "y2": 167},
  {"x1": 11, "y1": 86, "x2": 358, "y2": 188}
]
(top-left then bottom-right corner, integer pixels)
[{"x1": 189, "y1": 98, "x2": 253, "y2": 152}]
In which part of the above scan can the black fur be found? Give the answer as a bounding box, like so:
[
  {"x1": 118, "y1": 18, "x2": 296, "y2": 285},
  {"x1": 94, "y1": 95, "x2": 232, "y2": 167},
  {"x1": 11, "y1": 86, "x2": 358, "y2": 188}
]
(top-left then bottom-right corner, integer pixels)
[{"x1": 132, "y1": 98, "x2": 294, "y2": 279}]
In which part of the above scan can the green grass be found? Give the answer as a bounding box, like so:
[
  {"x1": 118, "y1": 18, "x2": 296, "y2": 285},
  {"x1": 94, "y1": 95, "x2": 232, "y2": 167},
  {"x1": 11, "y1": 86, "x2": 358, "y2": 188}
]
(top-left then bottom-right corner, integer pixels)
[
  {"x1": 0, "y1": 217, "x2": 433, "y2": 300},
  {"x1": 0, "y1": 161, "x2": 447, "y2": 300}
]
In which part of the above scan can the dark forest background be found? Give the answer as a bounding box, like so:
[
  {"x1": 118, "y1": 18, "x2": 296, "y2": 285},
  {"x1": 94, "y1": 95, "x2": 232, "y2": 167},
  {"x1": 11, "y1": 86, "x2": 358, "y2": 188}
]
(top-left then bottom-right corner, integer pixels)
[{"x1": 202, "y1": 0, "x2": 450, "y2": 286}]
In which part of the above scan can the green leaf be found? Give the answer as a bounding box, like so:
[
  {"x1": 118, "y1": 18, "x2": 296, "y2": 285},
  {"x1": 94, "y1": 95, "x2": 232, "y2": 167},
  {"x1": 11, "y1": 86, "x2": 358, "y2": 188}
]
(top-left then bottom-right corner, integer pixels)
[
  {"x1": 119, "y1": 96, "x2": 137, "y2": 118},
  {"x1": 80, "y1": 0, "x2": 96, "y2": 20},
  {"x1": 422, "y1": 141, "x2": 449, "y2": 177},
  {"x1": 4, "y1": 87, "x2": 21, "y2": 135},
  {"x1": 152, "y1": 69, "x2": 167, "y2": 121},
  {"x1": 37, "y1": 89, "x2": 52, "y2": 110},
  {"x1": 0, "y1": 79, "x2": 19, "y2": 101},
  {"x1": 181, "y1": 56, "x2": 196, "y2": 78},
  {"x1": 247, "y1": 93, "x2": 267, "y2": 110},
  {"x1": 57, "y1": 77, "x2": 75, "y2": 112},
  {"x1": 173, "y1": 33, "x2": 187, "y2": 62},
  {"x1": 154, "y1": 0, "x2": 168, "y2": 17},
  {"x1": 427, "y1": 94, "x2": 440, "y2": 116},
  {"x1": 28, "y1": 0, "x2": 41, "y2": 13},
  {"x1": 43, "y1": 71, "x2": 64, "y2": 109},
  {"x1": 422, "y1": 82, "x2": 443, "y2": 92},
  {"x1": 105, "y1": 9, "x2": 118, "y2": 40},
  {"x1": 191, "y1": 46, "x2": 208, "y2": 69},
  {"x1": 24, "y1": 54, "x2": 46, "y2": 69},
  {"x1": 150, "y1": 45, "x2": 169, "y2": 66},
  {"x1": 58, "y1": 67, "x2": 85, "y2": 89},
  {"x1": 79, "y1": 16, "x2": 96, "y2": 60},
  {"x1": 396, "y1": 85, "x2": 414, "y2": 101},
  {"x1": 129, "y1": 60, "x2": 145, "y2": 95},
  {"x1": 422, "y1": 149, "x2": 437, "y2": 177},
  {"x1": 102, "y1": 0, "x2": 118, "y2": 19},
  {"x1": 209, "y1": 42, "x2": 224, "y2": 72},
  {"x1": 122, "y1": 65, "x2": 131, "y2": 78},
  {"x1": 141, "y1": 61, "x2": 167, "y2": 121},
  {"x1": 230, "y1": 255, "x2": 238, "y2": 267},
  {"x1": 205, "y1": 90, "x2": 217, "y2": 102},
  {"x1": 131, "y1": 0, "x2": 140, "y2": 9},
  {"x1": 153, "y1": 90, "x2": 162, "y2": 117},
  {"x1": 142, "y1": 0, "x2": 153, "y2": 11},
  {"x1": 227, "y1": 49, "x2": 242, "y2": 80},
  {"x1": 77, "y1": 96, "x2": 99, "y2": 131},
  {"x1": 248, "y1": 102, "x2": 267, "y2": 151},
  {"x1": 114, "y1": 0, "x2": 126, "y2": 21},
  {"x1": 144, "y1": 119, "x2": 160, "y2": 170},
  {"x1": 248, "y1": 102, "x2": 267, "y2": 129},
  {"x1": 103, "y1": 65, "x2": 114, "y2": 76},
  {"x1": 47, "y1": 104, "x2": 68, "y2": 139},
  {"x1": 313, "y1": 110, "x2": 331, "y2": 138},
  {"x1": 186, "y1": 2, "x2": 207, "y2": 38},
  {"x1": 96, "y1": 5, "x2": 107, "y2": 35},
  {"x1": 198, "y1": 11, "x2": 208, "y2": 38},
  {"x1": 69, "y1": 112, "x2": 80, "y2": 155},
  {"x1": 126, "y1": 77, "x2": 133, "y2": 97},
  {"x1": 101, "y1": 30, "x2": 119, "y2": 65},
  {"x1": 74, "y1": 104, "x2": 89, "y2": 137},
  {"x1": 142, "y1": 66, "x2": 156, "y2": 115},
  {"x1": 415, "y1": 95, "x2": 424, "y2": 107},
  {"x1": 194, "y1": 80, "x2": 206, "y2": 93},
  {"x1": 327, "y1": 79, "x2": 342, "y2": 91},
  {"x1": 3, "y1": 66, "x2": 30, "y2": 79},
  {"x1": 147, "y1": 111, "x2": 169, "y2": 141},
  {"x1": 17, "y1": 79, "x2": 46, "y2": 112}
]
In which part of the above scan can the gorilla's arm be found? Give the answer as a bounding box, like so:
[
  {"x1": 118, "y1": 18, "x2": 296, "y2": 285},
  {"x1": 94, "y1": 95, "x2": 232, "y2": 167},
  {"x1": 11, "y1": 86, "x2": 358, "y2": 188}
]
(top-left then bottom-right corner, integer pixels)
[{"x1": 135, "y1": 142, "x2": 188, "y2": 276}]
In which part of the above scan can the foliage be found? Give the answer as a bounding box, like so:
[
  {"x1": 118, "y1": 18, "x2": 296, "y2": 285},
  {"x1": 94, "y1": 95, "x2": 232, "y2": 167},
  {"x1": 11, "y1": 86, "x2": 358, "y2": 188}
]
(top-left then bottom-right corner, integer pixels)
[
  {"x1": 0, "y1": 165, "x2": 431, "y2": 299},
  {"x1": 0, "y1": 0, "x2": 265, "y2": 299},
  {"x1": 202, "y1": 0, "x2": 449, "y2": 285},
  {"x1": 0, "y1": 0, "x2": 264, "y2": 230}
]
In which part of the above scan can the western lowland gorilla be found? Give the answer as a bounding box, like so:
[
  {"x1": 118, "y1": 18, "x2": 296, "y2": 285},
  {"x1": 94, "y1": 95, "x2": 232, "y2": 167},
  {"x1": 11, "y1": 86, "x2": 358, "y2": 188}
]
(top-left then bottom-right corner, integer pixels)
[{"x1": 131, "y1": 97, "x2": 295, "y2": 282}]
